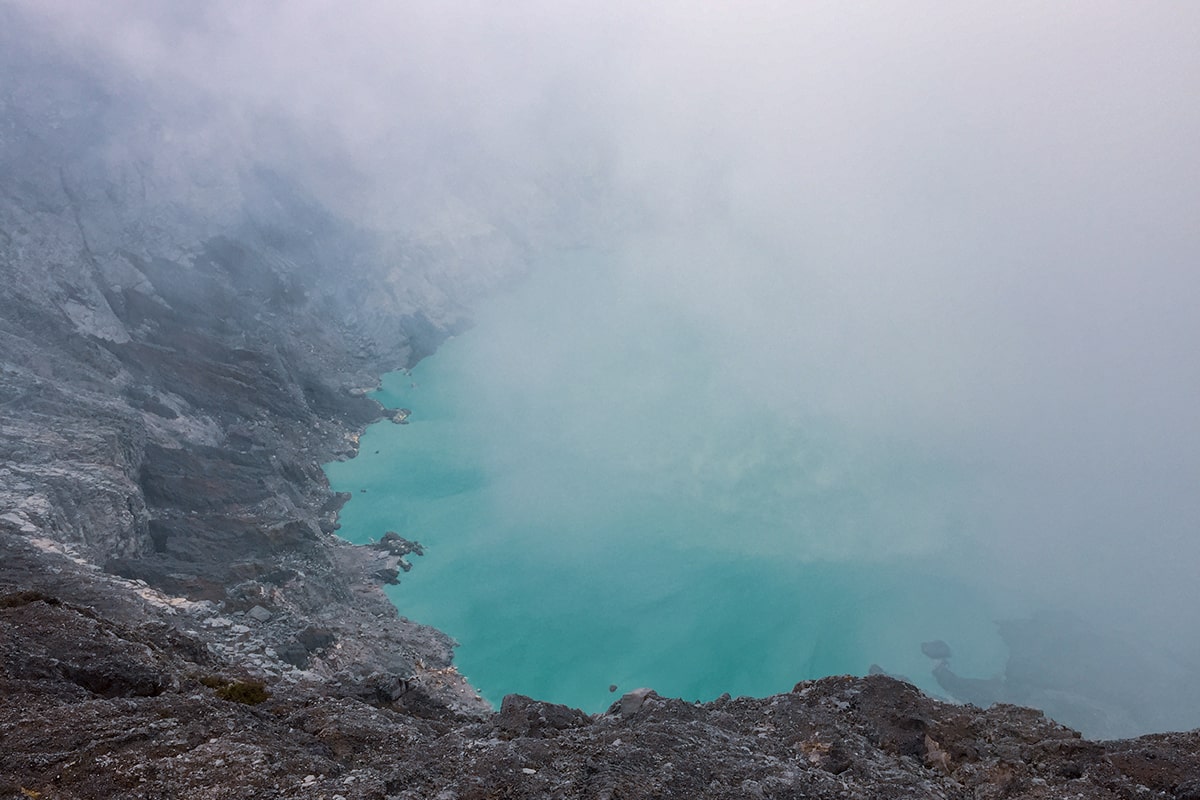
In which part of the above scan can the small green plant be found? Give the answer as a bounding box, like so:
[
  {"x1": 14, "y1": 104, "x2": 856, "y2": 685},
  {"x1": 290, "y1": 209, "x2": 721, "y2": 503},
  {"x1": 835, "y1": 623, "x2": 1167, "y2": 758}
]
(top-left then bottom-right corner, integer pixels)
[
  {"x1": 198, "y1": 674, "x2": 271, "y2": 705},
  {"x1": 216, "y1": 680, "x2": 270, "y2": 705}
]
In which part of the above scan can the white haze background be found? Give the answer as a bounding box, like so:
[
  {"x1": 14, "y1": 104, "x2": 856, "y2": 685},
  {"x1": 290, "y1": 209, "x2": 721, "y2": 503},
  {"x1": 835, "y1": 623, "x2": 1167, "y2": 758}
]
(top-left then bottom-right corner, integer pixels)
[{"x1": 21, "y1": 0, "x2": 1200, "y2": 664}]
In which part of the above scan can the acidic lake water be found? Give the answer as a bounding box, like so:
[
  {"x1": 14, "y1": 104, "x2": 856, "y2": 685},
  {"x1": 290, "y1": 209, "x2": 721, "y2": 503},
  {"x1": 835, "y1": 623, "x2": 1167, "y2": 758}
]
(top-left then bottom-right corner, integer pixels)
[{"x1": 325, "y1": 255, "x2": 1017, "y2": 712}]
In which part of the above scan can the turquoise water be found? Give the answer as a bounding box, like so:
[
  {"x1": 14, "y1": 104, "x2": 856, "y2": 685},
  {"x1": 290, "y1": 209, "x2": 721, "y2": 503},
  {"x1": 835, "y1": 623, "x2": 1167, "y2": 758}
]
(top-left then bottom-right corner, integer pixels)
[{"x1": 325, "y1": 255, "x2": 1014, "y2": 711}]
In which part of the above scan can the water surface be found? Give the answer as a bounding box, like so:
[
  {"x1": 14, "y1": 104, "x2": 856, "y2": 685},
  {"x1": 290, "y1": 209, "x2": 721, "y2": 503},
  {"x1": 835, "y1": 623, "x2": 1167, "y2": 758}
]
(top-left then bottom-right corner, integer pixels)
[{"x1": 326, "y1": 255, "x2": 1013, "y2": 710}]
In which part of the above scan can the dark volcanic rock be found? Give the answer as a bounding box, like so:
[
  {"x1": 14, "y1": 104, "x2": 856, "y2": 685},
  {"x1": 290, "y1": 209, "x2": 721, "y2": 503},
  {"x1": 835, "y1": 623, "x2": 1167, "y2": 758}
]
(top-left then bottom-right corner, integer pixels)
[
  {"x1": 497, "y1": 693, "x2": 592, "y2": 738},
  {"x1": 1, "y1": 598, "x2": 170, "y2": 698},
  {"x1": 8, "y1": 649, "x2": 1200, "y2": 800}
]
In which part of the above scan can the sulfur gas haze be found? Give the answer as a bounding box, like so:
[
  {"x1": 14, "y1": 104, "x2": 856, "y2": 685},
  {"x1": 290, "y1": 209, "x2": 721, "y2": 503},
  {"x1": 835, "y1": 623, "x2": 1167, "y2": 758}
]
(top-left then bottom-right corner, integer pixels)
[{"x1": 19, "y1": 1, "x2": 1200, "y2": 732}]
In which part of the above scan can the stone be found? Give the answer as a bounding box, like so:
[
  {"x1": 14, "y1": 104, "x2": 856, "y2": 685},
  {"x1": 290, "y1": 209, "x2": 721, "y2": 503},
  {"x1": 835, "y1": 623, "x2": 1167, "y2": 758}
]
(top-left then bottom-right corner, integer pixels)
[
  {"x1": 497, "y1": 694, "x2": 591, "y2": 738},
  {"x1": 616, "y1": 687, "x2": 656, "y2": 716},
  {"x1": 298, "y1": 627, "x2": 336, "y2": 653}
]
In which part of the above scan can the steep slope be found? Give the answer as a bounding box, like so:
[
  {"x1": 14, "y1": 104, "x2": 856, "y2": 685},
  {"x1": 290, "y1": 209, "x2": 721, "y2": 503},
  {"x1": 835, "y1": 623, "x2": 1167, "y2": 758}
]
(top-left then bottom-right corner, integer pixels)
[{"x1": 0, "y1": 5, "x2": 496, "y2": 714}]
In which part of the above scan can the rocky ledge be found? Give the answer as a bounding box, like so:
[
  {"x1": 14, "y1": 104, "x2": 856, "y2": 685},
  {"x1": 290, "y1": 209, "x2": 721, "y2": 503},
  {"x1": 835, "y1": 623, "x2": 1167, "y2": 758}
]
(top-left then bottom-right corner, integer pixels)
[{"x1": 5, "y1": 585, "x2": 1200, "y2": 800}]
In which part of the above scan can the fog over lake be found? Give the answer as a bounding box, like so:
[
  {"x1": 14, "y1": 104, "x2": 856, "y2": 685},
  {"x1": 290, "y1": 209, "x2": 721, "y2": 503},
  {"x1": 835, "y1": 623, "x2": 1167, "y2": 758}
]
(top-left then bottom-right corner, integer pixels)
[{"x1": 23, "y1": 0, "x2": 1200, "y2": 732}]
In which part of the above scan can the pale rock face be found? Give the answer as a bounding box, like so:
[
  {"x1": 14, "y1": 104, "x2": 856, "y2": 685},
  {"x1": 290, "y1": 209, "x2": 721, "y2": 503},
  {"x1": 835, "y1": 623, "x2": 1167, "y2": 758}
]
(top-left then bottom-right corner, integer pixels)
[
  {"x1": 618, "y1": 687, "x2": 657, "y2": 716},
  {"x1": 0, "y1": 510, "x2": 39, "y2": 535},
  {"x1": 61, "y1": 297, "x2": 131, "y2": 343}
]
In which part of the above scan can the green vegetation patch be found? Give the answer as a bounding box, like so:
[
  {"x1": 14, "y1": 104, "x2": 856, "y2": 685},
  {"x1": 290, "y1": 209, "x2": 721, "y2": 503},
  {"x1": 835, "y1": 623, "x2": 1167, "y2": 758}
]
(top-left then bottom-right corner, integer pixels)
[{"x1": 199, "y1": 675, "x2": 271, "y2": 705}]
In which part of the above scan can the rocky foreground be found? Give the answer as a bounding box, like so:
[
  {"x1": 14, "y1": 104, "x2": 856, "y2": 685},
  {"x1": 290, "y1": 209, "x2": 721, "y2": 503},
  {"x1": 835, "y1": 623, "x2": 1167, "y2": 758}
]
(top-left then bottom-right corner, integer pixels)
[
  {"x1": 3, "y1": 6, "x2": 1200, "y2": 799},
  {"x1": 5, "y1": 581, "x2": 1200, "y2": 800},
  {"x1": 5, "y1": 531, "x2": 1200, "y2": 799}
]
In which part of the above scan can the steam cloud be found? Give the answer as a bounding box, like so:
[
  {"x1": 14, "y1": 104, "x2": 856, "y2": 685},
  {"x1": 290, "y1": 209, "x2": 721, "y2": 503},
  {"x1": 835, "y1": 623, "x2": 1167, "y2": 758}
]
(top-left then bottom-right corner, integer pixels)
[{"x1": 18, "y1": 0, "x2": 1200, "y2": 689}]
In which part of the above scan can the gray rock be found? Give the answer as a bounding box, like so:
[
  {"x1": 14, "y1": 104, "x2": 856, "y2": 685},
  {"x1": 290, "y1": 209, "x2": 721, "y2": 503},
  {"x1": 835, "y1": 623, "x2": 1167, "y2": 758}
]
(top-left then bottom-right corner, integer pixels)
[
  {"x1": 497, "y1": 694, "x2": 591, "y2": 738},
  {"x1": 616, "y1": 687, "x2": 656, "y2": 716}
]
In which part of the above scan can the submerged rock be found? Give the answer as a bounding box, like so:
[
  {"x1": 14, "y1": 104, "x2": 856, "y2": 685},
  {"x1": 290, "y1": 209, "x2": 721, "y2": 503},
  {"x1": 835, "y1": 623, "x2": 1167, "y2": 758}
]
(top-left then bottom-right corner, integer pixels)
[{"x1": 921, "y1": 639, "x2": 952, "y2": 661}]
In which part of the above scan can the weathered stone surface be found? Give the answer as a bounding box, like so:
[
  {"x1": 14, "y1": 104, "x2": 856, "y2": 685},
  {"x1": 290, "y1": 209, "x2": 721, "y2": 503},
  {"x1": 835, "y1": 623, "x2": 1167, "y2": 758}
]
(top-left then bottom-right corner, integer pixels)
[
  {"x1": 8, "y1": 631, "x2": 1198, "y2": 800},
  {"x1": 497, "y1": 693, "x2": 592, "y2": 738},
  {"x1": 614, "y1": 686, "x2": 657, "y2": 716},
  {"x1": 0, "y1": 3, "x2": 487, "y2": 725}
]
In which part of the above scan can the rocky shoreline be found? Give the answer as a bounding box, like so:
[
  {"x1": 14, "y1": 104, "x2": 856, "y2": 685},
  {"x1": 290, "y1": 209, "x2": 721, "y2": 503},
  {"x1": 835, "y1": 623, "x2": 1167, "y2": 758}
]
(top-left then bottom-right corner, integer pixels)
[{"x1": 4, "y1": 6, "x2": 1200, "y2": 799}]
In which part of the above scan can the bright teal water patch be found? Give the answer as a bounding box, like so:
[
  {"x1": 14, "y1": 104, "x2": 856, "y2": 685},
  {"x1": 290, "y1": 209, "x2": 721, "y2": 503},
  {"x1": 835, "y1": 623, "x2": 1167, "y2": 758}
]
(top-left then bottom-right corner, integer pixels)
[{"x1": 326, "y1": 255, "x2": 1015, "y2": 711}]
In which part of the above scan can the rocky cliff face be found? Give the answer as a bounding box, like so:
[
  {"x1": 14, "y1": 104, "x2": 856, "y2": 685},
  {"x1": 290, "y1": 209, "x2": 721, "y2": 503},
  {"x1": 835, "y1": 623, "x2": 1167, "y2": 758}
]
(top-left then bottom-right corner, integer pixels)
[
  {"x1": 3, "y1": 7, "x2": 1200, "y2": 800},
  {"x1": 0, "y1": 5, "x2": 497, "y2": 721}
]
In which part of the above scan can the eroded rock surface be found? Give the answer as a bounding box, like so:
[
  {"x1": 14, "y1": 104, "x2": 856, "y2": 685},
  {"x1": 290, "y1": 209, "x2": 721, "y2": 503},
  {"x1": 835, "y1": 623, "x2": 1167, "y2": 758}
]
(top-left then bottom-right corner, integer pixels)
[
  {"x1": 6, "y1": 627, "x2": 1200, "y2": 800},
  {"x1": 0, "y1": 3, "x2": 490, "y2": 727}
]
